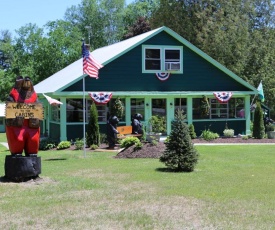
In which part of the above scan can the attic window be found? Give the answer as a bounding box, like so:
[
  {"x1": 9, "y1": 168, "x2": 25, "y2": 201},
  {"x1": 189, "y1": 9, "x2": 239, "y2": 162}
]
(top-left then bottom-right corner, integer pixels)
[
  {"x1": 143, "y1": 45, "x2": 183, "y2": 73},
  {"x1": 145, "y1": 48, "x2": 161, "y2": 70}
]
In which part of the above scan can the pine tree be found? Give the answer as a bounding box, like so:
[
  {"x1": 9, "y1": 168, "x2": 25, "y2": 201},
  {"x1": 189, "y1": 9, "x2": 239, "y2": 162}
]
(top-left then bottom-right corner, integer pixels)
[
  {"x1": 86, "y1": 102, "x2": 100, "y2": 147},
  {"x1": 160, "y1": 109, "x2": 199, "y2": 172},
  {"x1": 253, "y1": 102, "x2": 265, "y2": 139}
]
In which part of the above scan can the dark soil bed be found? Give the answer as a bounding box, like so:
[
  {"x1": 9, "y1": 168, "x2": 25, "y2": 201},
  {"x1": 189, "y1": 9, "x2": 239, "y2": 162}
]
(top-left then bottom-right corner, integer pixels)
[
  {"x1": 59, "y1": 137, "x2": 275, "y2": 159},
  {"x1": 114, "y1": 137, "x2": 275, "y2": 159}
]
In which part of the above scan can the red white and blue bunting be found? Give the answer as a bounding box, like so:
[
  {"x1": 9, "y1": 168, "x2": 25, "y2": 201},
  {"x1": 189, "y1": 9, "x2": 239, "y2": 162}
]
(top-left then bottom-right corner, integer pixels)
[
  {"x1": 213, "y1": 92, "x2": 233, "y2": 103},
  {"x1": 88, "y1": 92, "x2": 112, "y2": 105},
  {"x1": 155, "y1": 72, "x2": 171, "y2": 81}
]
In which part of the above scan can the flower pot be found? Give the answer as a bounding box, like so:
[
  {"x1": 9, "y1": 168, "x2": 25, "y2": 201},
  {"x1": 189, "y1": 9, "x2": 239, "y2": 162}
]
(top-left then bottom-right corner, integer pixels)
[
  {"x1": 146, "y1": 133, "x2": 161, "y2": 142},
  {"x1": 267, "y1": 131, "x2": 275, "y2": 139}
]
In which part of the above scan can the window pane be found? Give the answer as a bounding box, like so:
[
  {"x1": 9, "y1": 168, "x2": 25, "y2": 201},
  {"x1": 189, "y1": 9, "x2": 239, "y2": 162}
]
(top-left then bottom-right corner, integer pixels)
[
  {"x1": 131, "y1": 98, "x2": 145, "y2": 120},
  {"x1": 174, "y1": 98, "x2": 187, "y2": 118},
  {"x1": 165, "y1": 49, "x2": 180, "y2": 70},
  {"x1": 146, "y1": 49, "x2": 160, "y2": 59},
  {"x1": 193, "y1": 97, "x2": 210, "y2": 119},
  {"x1": 151, "y1": 98, "x2": 167, "y2": 134},
  {"x1": 165, "y1": 50, "x2": 180, "y2": 60},
  {"x1": 67, "y1": 99, "x2": 84, "y2": 122},
  {"x1": 51, "y1": 105, "x2": 60, "y2": 122},
  {"x1": 96, "y1": 104, "x2": 107, "y2": 122},
  {"x1": 229, "y1": 98, "x2": 245, "y2": 118},
  {"x1": 210, "y1": 99, "x2": 228, "y2": 119},
  {"x1": 145, "y1": 60, "x2": 161, "y2": 70},
  {"x1": 145, "y1": 49, "x2": 161, "y2": 70},
  {"x1": 108, "y1": 98, "x2": 125, "y2": 122}
]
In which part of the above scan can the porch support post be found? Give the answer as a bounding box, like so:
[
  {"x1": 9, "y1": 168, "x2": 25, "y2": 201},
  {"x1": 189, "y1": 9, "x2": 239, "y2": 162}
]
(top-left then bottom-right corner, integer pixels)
[
  {"x1": 60, "y1": 97, "x2": 67, "y2": 141},
  {"x1": 245, "y1": 95, "x2": 251, "y2": 135},
  {"x1": 125, "y1": 97, "x2": 131, "y2": 125},
  {"x1": 187, "y1": 97, "x2": 193, "y2": 125},
  {"x1": 144, "y1": 98, "x2": 151, "y2": 131},
  {"x1": 166, "y1": 98, "x2": 174, "y2": 135}
]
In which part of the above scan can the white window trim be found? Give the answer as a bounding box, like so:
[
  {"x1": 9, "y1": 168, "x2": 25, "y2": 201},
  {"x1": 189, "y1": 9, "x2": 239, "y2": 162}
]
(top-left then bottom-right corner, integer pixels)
[{"x1": 142, "y1": 45, "x2": 183, "y2": 73}]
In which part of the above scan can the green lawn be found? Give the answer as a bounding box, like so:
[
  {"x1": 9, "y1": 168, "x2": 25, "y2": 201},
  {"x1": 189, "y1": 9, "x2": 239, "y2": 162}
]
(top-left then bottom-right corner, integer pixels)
[{"x1": 0, "y1": 133, "x2": 275, "y2": 229}]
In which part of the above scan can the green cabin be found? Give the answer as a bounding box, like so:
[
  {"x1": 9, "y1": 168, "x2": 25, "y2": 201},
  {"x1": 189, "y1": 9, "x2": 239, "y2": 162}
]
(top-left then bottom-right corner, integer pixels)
[{"x1": 34, "y1": 26, "x2": 257, "y2": 141}]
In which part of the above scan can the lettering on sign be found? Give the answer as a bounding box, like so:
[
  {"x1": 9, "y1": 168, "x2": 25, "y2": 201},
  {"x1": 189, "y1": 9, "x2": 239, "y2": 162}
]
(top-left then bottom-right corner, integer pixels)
[{"x1": 5, "y1": 102, "x2": 44, "y2": 120}]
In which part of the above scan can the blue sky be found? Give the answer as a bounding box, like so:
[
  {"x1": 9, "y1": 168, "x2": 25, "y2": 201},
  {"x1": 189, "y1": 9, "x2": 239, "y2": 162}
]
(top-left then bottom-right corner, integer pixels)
[{"x1": 0, "y1": 0, "x2": 134, "y2": 36}]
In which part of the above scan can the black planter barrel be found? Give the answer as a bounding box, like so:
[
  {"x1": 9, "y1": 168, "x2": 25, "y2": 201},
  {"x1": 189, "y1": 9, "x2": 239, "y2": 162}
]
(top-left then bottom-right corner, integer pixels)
[{"x1": 5, "y1": 155, "x2": 41, "y2": 181}]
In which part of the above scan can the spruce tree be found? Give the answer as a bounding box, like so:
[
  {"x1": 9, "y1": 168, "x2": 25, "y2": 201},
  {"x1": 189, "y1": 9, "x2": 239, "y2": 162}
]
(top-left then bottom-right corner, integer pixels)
[
  {"x1": 253, "y1": 102, "x2": 265, "y2": 139},
  {"x1": 160, "y1": 109, "x2": 199, "y2": 172},
  {"x1": 86, "y1": 102, "x2": 100, "y2": 147}
]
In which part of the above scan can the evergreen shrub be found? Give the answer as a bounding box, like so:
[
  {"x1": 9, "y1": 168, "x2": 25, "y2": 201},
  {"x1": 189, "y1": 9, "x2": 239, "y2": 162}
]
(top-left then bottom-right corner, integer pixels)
[
  {"x1": 160, "y1": 109, "x2": 199, "y2": 172},
  {"x1": 188, "y1": 124, "x2": 197, "y2": 139},
  {"x1": 86, "y1": 102, "x2": 100, "y2": 146},
  {"x1": 253, "y1": 102, "x2": 265, "y2": 139}
]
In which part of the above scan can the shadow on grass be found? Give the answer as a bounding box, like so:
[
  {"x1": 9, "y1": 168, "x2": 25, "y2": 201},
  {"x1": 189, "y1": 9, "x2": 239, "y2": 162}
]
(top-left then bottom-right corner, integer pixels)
[
  {"x1": 0, "y1": 175, "x2": 42, "y2": 183},
  {"x1": 155, "y1": 168, "x2": 192, "y2": 173},
  {"x1": 44, "y1": 158, "x2": 67, "y2": 161}
]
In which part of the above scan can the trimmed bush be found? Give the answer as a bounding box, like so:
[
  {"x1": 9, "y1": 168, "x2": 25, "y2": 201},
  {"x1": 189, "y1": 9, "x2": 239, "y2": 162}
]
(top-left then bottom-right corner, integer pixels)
[
  {"x1": 120, "y1": 137, "x2": 141, "y2": 148},
  {"x1": 39, "y1": 138, "x2": 57, "y2": 150},
  {"x1": 223, "y1": 129, "x2": 234, "y2": 137},
  {"x1": 200, "y1": 129, "x2": 219, "y2": 141},
  {"x1": 160, "y1": 109, "x2": 199, "y2": 172},
  {"x1": 189, "y1": 124, "x2": 197, "y2": 139},
  {"x1": 57, "y1": 141, "x2": 71, "y2": 150},
  {"x1": 75, "y1": 138, "x2": 84, "y2": 150}
]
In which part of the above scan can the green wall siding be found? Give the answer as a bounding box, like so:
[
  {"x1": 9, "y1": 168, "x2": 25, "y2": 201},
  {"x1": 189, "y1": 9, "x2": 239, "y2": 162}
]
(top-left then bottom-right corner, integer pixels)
[
  {"x1": 65, "y1": 31, "x2": 248, "y2": 93},
  {"x1": 50, "y1": 123, "x2": 60, "y2": 141},
  {"x1": 193, "y1": 120, "x2": 246, "y2": 136}
]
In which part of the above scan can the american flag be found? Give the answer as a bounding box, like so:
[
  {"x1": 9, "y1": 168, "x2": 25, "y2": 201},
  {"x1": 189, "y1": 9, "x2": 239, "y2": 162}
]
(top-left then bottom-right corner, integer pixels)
[{"x1": 82, "y1": 42, "x2": 103, "y2": 79}]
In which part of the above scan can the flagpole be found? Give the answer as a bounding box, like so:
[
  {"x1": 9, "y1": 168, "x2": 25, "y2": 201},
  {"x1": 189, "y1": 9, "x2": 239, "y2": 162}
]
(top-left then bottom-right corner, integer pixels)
[
  {"x1": 250, "y1": 94, "x2": 257, "y2": 106},
  {"x1": 83, "y1": 74, "x2": 86, "y2": 157}
]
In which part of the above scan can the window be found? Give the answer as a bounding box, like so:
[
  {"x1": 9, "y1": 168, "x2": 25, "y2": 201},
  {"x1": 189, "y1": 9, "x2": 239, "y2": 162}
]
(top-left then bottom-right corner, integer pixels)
[
  {"x1": 66, "y1": 99, "x2": 92, "y2": 123},
  {"x1": 143, "y1": 45, "x2": 182, "y2": 73},
  {"x1": 229, "y1": 98, "x2": 245, "y2": 118},
  {"x1": 51, "y1": 105, "x2": 60, "y2": 122},
  {"x1": 145, "y1": 49, "x2": 161, "y2": 70},
  {"x1": 210, "y1": 99, "x2": 228, "y2": 118},
  {"x1": 165, "y1": 49, "x2": 180, "y2": 71},
  {"x1": 108, "y1": 98, "x2": 126, "y2": 122},
  {"x1": 131, "y1": 98, "x2": 145, "y2": 120},
  {"x1": 192, "y1": 97, "x2": 245, "y2": 120},
  {"x1": 97, "y1": 105, "x2": 108, "y2": 122},
  {"x1": 174, "y1": 98, "x2": 187, "y2": 118},
  {"x1": 0, "y1": 117, "x2": 3, "y2": 125}
]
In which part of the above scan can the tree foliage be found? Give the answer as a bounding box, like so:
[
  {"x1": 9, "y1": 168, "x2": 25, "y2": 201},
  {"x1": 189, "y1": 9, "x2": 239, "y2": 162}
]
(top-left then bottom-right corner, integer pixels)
[
  {"x1": 151, "y1": 0, "x2": 275, "y2": 116},
  {"x1": 253, "y1": 102, "x2": 265, "y2": 139},
  {"x1": 1, "y1": 0, "x2": 275, "y2": 121},
  {"x1": 123, "y1": 16, "x2": 151, "y2": 39},
  {"x1": 160, "y1": 109, "x2": 199, "y2": 172},
  {"x1": 86, "y1": 102, "x2": 100, "y2": 146}
]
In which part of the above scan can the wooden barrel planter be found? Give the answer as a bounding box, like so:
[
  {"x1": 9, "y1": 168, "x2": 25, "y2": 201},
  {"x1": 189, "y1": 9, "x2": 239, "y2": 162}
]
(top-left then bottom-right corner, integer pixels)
[{"x1": 4, "y1": 155, "x2": 41, "y2": 182}]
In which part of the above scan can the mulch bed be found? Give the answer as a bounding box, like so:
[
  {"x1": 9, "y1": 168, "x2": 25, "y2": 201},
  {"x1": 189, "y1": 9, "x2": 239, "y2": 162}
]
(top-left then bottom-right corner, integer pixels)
[
  {"x1": 114, "y1": 137, "x2": 275, "y2": 159},
  {"x1": 55, "y1": 137, "x2": 275, "y2": 159}
]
